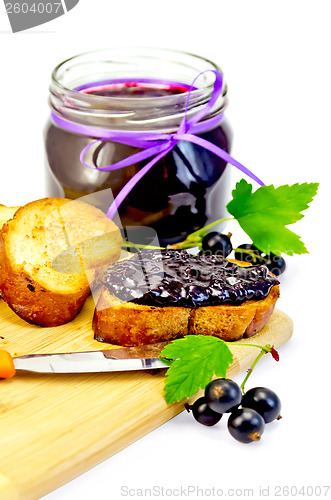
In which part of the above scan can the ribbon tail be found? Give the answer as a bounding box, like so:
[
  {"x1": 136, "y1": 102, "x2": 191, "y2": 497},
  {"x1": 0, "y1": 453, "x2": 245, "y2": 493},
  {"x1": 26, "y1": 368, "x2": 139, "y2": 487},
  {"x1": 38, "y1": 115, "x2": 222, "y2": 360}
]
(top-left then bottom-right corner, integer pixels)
[
  {"x1": 180, "y1": 134, "x2": 265, "y2": 186},
  {"x1": 184, "y1": 70, "x2": 224, "y2": 129},
  {"x1": 106, "y1": 143, "x2": 174, "y2": 220}
]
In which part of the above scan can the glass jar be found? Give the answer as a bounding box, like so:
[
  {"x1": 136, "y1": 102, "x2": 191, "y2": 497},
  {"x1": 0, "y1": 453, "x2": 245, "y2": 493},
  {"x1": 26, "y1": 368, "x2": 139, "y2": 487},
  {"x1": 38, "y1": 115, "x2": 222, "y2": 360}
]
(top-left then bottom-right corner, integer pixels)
[{"x1": 45, "y1": 48, "x2": 233, "y2": 246}]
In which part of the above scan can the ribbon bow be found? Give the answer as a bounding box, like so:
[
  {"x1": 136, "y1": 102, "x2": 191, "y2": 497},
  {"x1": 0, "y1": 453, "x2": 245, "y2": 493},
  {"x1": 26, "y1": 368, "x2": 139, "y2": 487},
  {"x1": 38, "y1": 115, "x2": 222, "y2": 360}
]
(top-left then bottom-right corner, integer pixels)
[{"x1": 52, "y1": 70, "x2": 264, "y2": 220}]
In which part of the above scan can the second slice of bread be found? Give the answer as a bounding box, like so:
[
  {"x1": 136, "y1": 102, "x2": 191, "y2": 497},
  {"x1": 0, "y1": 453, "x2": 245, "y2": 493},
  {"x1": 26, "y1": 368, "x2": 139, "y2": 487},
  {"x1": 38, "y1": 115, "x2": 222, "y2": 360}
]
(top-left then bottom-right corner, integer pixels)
[{"x1": 0, "y1": 198, "x2": 122, "y2": 326}]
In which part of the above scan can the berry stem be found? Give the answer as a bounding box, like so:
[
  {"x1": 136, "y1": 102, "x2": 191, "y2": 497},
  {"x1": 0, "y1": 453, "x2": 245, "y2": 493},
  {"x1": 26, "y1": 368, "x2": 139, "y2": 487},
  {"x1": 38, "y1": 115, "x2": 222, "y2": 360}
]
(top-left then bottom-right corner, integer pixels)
[
  {"x1": 232, "y1": 246, "x2": 265, "y2": 264},
  {"x1": 169, "y1": 217, "x2": 234, "y2": 250},
  {"x1": 168, "y1": 239, "x2": 201, "y2": 250},
  {"x1": 228, "y1": 342, "x2": 273, "y2": 353},
  {"x1": 187, "y1": 217, "x2": 235, "y2": 239},
  {"x1": 225, "y1": 343, "x2": 277, "y2": 395},
  {"x1": 122, "y1": 241, "x2": 166, "y2": 250},
  {"x1": 240, "y1": 349, "x2": 266, "y2": 395},
  {"x1": 122, "y1": 217, "x2": 235, "y2": 252}
]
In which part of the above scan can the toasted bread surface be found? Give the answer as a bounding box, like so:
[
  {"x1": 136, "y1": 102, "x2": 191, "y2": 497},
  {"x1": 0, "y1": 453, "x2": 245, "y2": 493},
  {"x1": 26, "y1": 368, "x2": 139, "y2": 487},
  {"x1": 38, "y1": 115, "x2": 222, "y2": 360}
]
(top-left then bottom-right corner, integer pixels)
[
  {"x1": 0, "y1": 198, "x2": 122, "y2": 326},
  {"x1": 93, "y1": 258, "x2": 280, "y2": 346},
  {"x1": 0, "y1": 204, "x2": 20, "y2": 229}
]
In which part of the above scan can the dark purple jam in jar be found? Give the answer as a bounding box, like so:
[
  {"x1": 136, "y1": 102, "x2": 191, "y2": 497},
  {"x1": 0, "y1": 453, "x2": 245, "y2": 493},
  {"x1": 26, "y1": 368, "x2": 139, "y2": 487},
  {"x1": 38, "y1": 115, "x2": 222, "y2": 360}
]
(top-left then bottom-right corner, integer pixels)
[
  {"x1": 45, "y1": 49, "x2": 232, "y2": 246},
  {"x1": 77, "y1": 80, "x2": 191, "y2": 98}
]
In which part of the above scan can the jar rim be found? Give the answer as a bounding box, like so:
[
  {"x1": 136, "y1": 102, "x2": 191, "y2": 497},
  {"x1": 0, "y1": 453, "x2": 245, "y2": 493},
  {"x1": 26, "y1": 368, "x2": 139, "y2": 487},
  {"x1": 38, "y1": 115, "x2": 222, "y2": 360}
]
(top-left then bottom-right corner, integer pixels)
[
  {"x1": 51, "y1": 47, "x2": 224, "y2": 98},
  {"x1": 49, "y1": 47, "x2": 228, "y2": 132}
]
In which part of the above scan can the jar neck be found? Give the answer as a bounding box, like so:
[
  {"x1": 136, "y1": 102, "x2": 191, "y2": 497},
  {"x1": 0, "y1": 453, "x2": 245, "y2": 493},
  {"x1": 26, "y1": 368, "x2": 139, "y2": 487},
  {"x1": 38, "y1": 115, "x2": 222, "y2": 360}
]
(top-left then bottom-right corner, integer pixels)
[{"x1": 49, "y1": 48, "x2": 228, "y2": 133}]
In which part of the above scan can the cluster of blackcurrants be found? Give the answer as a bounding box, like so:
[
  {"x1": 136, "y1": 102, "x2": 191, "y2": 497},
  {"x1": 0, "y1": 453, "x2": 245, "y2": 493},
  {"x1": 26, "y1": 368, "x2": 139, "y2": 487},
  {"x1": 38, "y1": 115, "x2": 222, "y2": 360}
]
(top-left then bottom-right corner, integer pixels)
[
  {"x1": 201, "y1": 232, "x2": 286, "y2": 276},
  {"x1": 186, "y1": 378, "x2": 281, "y2": 444}
]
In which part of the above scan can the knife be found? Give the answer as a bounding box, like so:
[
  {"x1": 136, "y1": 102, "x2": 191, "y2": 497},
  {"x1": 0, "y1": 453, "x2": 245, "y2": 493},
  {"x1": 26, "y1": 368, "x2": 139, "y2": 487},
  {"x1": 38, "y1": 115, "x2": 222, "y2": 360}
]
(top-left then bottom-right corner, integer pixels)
[{"x1": 0, "y1": 343, "x2": 170, "y2": 379}]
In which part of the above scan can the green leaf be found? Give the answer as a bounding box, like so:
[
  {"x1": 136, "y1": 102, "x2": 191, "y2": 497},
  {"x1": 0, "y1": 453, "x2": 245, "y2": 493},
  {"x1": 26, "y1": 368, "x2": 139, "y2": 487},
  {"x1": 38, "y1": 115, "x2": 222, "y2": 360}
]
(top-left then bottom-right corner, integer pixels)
[
  {"x1": 226, "y1": 180, "x2": 319, "y2": 255},
  {"x1": 159, "y1": 335, "x2": 233, "y2": 405}
]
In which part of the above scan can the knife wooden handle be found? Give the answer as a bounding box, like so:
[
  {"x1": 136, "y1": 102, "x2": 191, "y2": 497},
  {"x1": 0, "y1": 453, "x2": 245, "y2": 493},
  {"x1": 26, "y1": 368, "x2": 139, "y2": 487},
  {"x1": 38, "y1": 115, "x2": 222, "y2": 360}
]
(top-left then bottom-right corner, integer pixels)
[{"x1": 0, "y1": 350, "x2": 16, "y2": 379}]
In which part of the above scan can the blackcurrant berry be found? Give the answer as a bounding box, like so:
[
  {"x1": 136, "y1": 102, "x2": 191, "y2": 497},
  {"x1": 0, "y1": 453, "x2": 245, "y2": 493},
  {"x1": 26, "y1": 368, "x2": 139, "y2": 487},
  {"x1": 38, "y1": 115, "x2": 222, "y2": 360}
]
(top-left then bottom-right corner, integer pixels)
[
  {"x1": 265, "y1": 254, "x2": 286, "y2": 276},
  {"x1": 234, "y1": 244, "x2": 264, "y2": 265},
  {"x1": 228, "y1": 408, "x2": 265, "y2": 443},
  {"x1": 241, "y1": 387, "x2": 281, "y2": 423},
  {"x1": 201, "y1": 232, "x2": 232, "y2": 257},
  {"x1": 186, "y1": 397, "x2": 223, "y2": 426},
  {"x1": 205, "y1": 378, "x2": 242, "y2": 414}
]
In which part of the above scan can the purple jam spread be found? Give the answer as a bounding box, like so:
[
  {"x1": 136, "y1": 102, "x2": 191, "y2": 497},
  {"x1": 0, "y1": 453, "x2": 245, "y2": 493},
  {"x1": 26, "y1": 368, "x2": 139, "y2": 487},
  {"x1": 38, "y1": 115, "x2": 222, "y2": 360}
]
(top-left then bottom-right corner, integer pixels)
[{"x1": 103, "y1": 250, "x2": 279, "y2": 308}]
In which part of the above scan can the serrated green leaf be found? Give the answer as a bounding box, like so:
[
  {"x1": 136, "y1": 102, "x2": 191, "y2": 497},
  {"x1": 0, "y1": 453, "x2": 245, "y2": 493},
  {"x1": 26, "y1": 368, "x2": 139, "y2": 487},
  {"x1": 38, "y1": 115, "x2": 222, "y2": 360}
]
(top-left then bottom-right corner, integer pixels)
[
  {"x1": 226, "y1": 180, "x2": 319, "y2": 255},
  {"x1": 160, "y1": 335, "x2": 233, "y2": 405},
  {"x1": 231, "y1": 177, "x2": 252, "y2": 202}
]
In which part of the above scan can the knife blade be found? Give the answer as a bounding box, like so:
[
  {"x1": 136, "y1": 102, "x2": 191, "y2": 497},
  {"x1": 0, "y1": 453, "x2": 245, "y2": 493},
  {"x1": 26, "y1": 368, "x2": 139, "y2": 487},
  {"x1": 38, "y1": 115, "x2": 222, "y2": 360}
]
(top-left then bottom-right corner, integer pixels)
[{"x1": 0, "y1": 343, "x2": 170, "y2": 379}]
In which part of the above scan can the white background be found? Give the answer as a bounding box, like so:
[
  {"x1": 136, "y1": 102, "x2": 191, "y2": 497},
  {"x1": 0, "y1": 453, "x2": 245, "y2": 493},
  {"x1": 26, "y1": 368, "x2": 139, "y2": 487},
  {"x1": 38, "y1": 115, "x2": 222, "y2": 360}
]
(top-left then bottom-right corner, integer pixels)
[{"x1": 0, "y1": 1, "x2": 330, "y2": 499}]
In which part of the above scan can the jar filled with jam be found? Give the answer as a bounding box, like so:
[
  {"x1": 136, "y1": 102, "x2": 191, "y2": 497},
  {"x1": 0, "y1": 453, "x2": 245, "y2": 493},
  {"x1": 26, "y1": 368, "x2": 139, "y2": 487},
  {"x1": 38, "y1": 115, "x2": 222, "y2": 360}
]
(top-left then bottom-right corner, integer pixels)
[{"x1": 45, "y1": 48, "x2": 233, "y2": 246}]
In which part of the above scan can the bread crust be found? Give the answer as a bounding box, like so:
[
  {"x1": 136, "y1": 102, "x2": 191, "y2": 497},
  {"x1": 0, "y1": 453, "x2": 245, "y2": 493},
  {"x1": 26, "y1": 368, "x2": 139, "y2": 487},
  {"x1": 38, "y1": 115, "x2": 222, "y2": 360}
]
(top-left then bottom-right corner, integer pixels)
[
  {"x1": 0, "y1": 198, "x2": 122, "y2": 326},
  {"x1": 0, "y1": 204, "x2": 20, "y2": 230},
  {"x1": 93, "y1": 259, "x2": 280, "y2": 346},
  {"x1": 93, "y1": 289, "x2": 191, "y2": 346},
  {"x1": 188, "y1": 285, "x2": 279, "y2": 341},
  {"x1": 0, "y1": 201, "x2": 88, "y2": 326},
  {"x1": 0, "y1": 230, "x2": 90, "y2": 326}
]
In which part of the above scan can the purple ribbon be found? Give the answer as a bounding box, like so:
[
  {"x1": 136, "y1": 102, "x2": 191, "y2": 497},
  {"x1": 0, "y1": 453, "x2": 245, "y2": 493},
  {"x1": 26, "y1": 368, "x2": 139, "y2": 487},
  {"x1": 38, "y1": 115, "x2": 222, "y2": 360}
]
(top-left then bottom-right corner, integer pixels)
[{"x1": 51, "y1": 70, "x2": 264, "y2": 219}]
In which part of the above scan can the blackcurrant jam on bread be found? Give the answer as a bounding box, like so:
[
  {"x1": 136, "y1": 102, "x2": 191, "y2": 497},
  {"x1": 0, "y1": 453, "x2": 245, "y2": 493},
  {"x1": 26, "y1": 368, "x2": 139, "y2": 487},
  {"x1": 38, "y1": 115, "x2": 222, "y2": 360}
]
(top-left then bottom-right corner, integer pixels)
[{"x1": 93, "y1": 250, "x2": 280, "y2": 346}]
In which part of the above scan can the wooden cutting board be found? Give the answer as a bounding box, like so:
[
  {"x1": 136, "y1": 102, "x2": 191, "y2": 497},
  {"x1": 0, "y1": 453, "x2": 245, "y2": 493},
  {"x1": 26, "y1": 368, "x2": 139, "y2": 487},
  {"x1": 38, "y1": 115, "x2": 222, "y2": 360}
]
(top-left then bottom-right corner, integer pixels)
[{"x1": 0, "y1": 297, "x2": 293, "y2": 500}]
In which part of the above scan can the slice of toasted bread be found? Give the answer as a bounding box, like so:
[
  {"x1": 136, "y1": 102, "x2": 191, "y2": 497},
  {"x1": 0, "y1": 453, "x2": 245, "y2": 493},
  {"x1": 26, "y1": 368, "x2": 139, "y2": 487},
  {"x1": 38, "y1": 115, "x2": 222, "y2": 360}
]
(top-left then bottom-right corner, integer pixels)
[
  {"x1": 0, "y1": 204, "x2": 20, "y2": 229},
  {"x1": 0, "y1": 198, "x2": 122, "y2": 326},
  {"x1": 93, "y1": 256, "x2": 280, "y2": 346}
]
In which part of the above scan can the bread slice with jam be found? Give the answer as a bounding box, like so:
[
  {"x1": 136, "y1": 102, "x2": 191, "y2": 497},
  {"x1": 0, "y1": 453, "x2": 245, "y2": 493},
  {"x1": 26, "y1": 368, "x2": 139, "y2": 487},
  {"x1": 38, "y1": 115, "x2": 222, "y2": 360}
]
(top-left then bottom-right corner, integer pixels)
[
  {"x1": 0, "y1": 198, "x2": 122, "y2": 326},
  {"x1": 93, "y1": 250, "x2": 280, "y2": 346}
]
